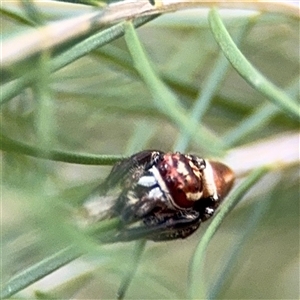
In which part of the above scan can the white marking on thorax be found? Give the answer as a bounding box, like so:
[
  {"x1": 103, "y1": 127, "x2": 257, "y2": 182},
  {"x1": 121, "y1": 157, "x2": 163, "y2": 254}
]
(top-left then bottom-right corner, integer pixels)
[
  {"x1": 137, "y1": 175, "x2": 157, "y2": 187},
  {"x1": 176, "y1": 160, "x2": 190, "y2": 176},
  {"x1": 185, "y1": 191, "x2": 203, "y2": 201},
  {"x1": 148, "y1": 186, "x2": 163, "y2": 199},
  {"x1": 150, "y1": 166, "x2": 169, "y2": 194},
  {"x1": 202, "y1": 160, "x2": 218, "y2": 200},
  {"x1": 149, "y1": 166, "x2": 177, "y2": 207},
  {"x1": 137, "y1": 172, "x2": 164, "y2": 201}
]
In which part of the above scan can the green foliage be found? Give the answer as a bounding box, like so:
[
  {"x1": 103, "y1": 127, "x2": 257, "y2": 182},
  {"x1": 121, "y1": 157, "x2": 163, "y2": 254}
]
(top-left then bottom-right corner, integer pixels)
[{"x1": 1, "y1": 1, "x2": 299, "y2": 299}]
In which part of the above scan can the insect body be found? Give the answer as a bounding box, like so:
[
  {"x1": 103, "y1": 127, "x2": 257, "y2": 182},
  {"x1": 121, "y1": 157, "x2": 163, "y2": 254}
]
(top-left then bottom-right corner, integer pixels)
[{"x1": 83, "y1": 150, "x2": 234, "y2": 242}]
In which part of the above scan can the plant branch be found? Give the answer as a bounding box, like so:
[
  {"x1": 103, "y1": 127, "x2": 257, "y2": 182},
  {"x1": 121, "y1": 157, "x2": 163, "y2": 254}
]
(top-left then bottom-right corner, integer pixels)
[
  {"x1": 0, "y1": 246, "x2": 82, "y2": 299},
  {"x1": 124, "y1": 21, "x2": 224, "y2": 156},
  {"x1": 1, "y1": 131, "x2": 299, "y2": 176},
  {"x1": 117, "y1": 240, "x2": 146, "y2": 299},
  {"x1": 188, "y1": 166, "x2": 269, "y2": 299},
  {"x1": 1, "y1": 15, "x2": 159, "y2": 104},
  {"x1": 209, "y1": 7, "x2": 300, "y2": 121},
  {"x1": 2, "y1": 0, "x2": 298, "y2": 68},
  {"x1": 224, "y1": 132, "x2": 300, "y2": 177},
  {"x1": 1, "y1": 217, "x2": 121, "y2": 299},
  {"x1": 0, "y1": 133, "x2": 123, "y2": 165}
]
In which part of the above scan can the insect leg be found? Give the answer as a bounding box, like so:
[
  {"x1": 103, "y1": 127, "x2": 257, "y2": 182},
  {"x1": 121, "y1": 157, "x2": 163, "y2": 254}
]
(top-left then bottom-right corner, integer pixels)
[{"x1": 101, "y1": 210, "x2": 201, "y2": 242}]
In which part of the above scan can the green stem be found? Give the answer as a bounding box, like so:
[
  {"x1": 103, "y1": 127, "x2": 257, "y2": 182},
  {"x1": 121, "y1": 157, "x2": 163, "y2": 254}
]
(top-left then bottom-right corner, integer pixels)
[
  {"x1": 208, "y1": 185, "x2": 273, "y2": 299},
  {"x1": 1, "y1": 246, "x2": 82, "y2": 299},
  {"x1": 209, "y1": 7, "x2": 300, "y2": 121},
  {"x1": 188, "y1": 166, "x2": 269, "y2": 299},
  {"x1": 124, "y1": 21, "x2": 224, "y2": 156},
  {"x1": 1, "y1": 216, "x2": 121, "y2": 299},
  {"x1": 1, "y1": 15, "x2": 159, "y2": 105},
  {"x1": 223, "y1": 78, "x2": 300, "y2": 147},
  {"x1": 117, "y1": 240, "x2": 147, "y2": 299},
  {"x1": 0, "y1": 134, "x2": 122, "y2": 165}
]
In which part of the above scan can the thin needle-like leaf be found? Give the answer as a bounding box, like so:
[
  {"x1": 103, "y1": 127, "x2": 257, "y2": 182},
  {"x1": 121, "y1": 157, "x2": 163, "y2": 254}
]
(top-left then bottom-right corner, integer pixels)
[
  {"x1": 124, "y1": 21, "x2": 224, "y2": 156},
  {"x1": 188, "y1": 166, "x2": 269, "y2": 299},
  {"x1": 117, "y1": 240, "x2": 146, "y2": 300},
  {"x1": 174, "y1": 17, "x2": 257, "y2": 152},
  {"x1": 1, "y1": 246, "x2": 82, "y2": 299},
  {"x1": 1, "y1": 215, "x2": 121, "y2": 299},
  {"x1": 0, "y1": 7, "x2": 35, "y2": 26},
  {"x1": 0, "y1": 133, "x2": 123, "y2": 165},
  {"x1": 207, "y1": 177, "x2": 277, "y2": 299},
  {"x1": 2, "y1": 0, "x2": 298, "y2": 68},
  {"x1": 1, "y1": 15, "x2": 159, "y2": 105},
  {"x1": 208, "y1": 7, "x2": 300, "y2": 121},
  {"x1": 223, "y1": 78, "x2": 300, "y2": 147}
]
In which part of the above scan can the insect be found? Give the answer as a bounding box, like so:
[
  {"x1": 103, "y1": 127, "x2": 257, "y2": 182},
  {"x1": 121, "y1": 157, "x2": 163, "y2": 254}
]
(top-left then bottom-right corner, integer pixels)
[{"x1": 82, "y1": 150, "x2": 234, "y2": 242}]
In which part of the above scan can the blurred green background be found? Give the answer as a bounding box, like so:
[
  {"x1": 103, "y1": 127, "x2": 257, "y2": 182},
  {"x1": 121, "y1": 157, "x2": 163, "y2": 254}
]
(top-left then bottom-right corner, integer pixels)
[{"x1": 1, "y1": 1, "x2": 299, "y2": 299}]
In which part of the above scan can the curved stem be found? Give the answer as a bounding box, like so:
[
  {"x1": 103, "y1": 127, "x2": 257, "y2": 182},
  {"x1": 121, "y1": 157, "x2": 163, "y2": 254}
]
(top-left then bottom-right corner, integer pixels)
[
  {"x1": 208, "y1": 7, "x2": 299, "y2": 121},
  {"x1": 188, "y1": 166, "x2": 269, "y2": 299},
  {"x1": 0, "y1": 133, "x2": 122, "y2": 165},
  {"x1": 1, "y1": 246, "x2": 82, "y2": 299}
]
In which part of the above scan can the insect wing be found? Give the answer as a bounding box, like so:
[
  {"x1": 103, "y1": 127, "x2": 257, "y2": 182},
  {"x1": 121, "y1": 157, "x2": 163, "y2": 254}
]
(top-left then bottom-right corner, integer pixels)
[
  {"x1": 81, "y1": 150, "x2": 164, "y2": 225},
  {"x1": 100, "y1": 150, "x2": 164, "y2": 192}
]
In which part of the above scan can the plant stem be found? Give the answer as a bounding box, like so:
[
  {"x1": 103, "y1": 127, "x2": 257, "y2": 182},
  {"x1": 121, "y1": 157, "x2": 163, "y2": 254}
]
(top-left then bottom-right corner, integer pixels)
[
  {"x1": 209, "y1": 7, "x2": 300, "y2": 121},
  {"x1": 0, "y1": 134, "x2": 122, "y2": 165},
  {"x1": 188, "y1": 166, "x2": 269, "y2": 299},
  {"x1": 1, "y1": 246, "x2": 82, "y2": 299}
]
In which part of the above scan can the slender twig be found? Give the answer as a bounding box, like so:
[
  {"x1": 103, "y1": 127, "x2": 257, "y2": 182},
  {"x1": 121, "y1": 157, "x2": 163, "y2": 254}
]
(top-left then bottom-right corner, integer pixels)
[
  {"x1": 2, "y1": 0, "x2": 298, "y2": 67},
  {"x1": 124, "y1": 21, "x2": 224, "y2": 156},
  {"x1": 1, "y1": 131, "x2": 299, "y2": 175},
  {"x1": 0, "y1": 134, "x2": 123, "y2": 165},
  {"x1": 0, "y1": 246, "x2": 82, "y2": 299},
  {"x1": 1, "y1": 15, "x2": 159, "y2": 105},
  {"x1": 207, "y1": 180, "x2": 276, "y2": 299},
  {"x1": 1, "y1": 217, "x2": 121, "y2": 299},
  {"x1": 117, "y1": 240, "x2": 147, "y2": 299},
  {"x1": 224, "y1": 132, "x2": 300, "y2": 177},
  {"x1": 188, "y1": 166, "x2": 269, "y2": 299},
  {"x1": 208, "y1": 7, "x2": 300, "y2": 121}
]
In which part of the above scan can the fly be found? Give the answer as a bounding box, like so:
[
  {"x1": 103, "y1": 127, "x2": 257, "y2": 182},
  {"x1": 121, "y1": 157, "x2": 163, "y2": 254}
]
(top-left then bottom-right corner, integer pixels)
[{"x1": 80, "y1": 150, "x2": 235, "y2": 242}]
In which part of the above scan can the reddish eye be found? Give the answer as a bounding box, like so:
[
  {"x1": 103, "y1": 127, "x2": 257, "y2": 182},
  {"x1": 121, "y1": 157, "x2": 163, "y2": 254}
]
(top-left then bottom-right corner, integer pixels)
[{"x1": 172, "y1": 188, "x2": 192, "y2": 208}]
